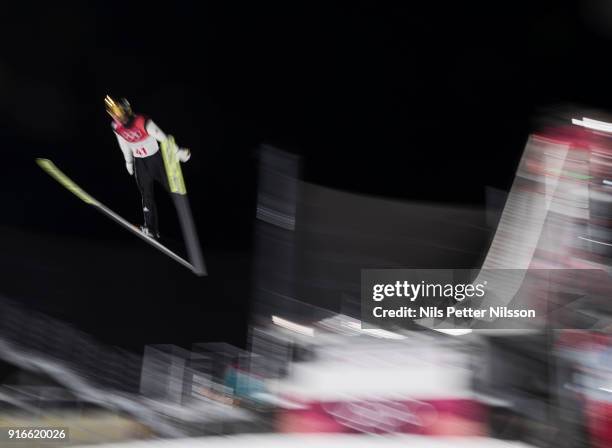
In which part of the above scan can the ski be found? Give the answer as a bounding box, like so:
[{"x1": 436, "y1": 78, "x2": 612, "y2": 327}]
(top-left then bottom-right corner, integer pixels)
[
  {"x1": 160, "y1": 136, "x2": 208, "y2": 276},
  {"x1": 36, "y1": 158, "x2": 205, "y2": 276}
]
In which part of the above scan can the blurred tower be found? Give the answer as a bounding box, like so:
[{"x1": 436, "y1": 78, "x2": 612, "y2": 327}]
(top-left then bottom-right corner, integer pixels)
[{"x1": 251, "y1": 145, "x2": 301, "y2": 322}]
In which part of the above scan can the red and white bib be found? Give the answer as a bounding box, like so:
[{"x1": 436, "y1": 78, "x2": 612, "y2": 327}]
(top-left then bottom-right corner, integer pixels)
[{"x1": 112, "y1": 115, "x2": 159, "y2": 158}]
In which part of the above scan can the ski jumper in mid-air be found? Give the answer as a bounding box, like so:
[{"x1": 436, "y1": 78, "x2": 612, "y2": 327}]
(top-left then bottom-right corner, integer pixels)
[{"x1": 104, "y1": 95, "x2": 191, "y2": 239}]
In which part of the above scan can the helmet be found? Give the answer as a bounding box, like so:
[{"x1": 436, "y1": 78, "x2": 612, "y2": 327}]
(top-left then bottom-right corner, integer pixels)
[{"x1": 104, "y1": 95, "x2": 133, "y2": 124}]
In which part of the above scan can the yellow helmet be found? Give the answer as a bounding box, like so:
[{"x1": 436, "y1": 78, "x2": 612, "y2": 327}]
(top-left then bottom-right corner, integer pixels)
[{"x1": 104, "y1": 95, "x2": 133, "y2": 123}]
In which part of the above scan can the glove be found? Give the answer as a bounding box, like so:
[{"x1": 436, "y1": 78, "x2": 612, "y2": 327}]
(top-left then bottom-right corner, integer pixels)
[
  {"x1": 126, "y1": 162, "x2": 134, "y2": 176},
  {"x1": 177, "y1": 147, "x2": 191, "y2": 162}
]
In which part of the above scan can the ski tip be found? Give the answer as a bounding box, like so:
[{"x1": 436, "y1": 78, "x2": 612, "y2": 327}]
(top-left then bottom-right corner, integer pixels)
[
  {"x1": 35, "y1": 158, "x2": 52, "y2": 167},
  {"x1": 36, "y1": 158, "x2": 58, "y2": 174}
]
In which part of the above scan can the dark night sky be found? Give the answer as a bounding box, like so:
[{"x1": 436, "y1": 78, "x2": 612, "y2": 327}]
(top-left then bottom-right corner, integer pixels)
[{"x1": 0, "y1": 1, "x2": 609, "y2": 350}]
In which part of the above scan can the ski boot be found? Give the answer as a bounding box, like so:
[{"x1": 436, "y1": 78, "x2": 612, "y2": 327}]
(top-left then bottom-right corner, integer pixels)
[{"x1": 140, "y1": 225, "x2": 160, "y2": 240}]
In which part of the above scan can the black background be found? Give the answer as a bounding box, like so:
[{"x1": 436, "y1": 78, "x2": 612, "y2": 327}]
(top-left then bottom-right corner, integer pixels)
[{"x1": 0, "y1": 1, "x2": 608, "y2": 351}]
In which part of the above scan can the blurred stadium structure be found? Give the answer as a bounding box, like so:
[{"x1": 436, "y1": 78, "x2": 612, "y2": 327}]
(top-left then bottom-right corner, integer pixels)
[{"x1": 5, "y1": 110, "x2": 612, "y2": 447}]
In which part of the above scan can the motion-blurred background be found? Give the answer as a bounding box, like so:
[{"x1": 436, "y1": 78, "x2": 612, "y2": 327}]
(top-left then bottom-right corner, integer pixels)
[
  {"x1": 0, "y1": 0, "x2": 603, "y2": 346},
  {"x1": 1, "y1": 1, "x2": 612, "y2": 447}
]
